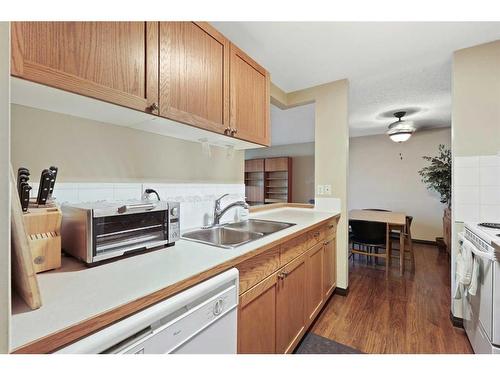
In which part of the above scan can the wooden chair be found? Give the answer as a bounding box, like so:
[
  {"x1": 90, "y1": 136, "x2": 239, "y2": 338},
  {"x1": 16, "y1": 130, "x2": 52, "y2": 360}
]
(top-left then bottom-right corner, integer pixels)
[
  {"x1": 390, "y1": 215, "x2": 414, "y2": 272},
  {"x1": 349, "y1": 219, "x2": 387, "y2": 269}
]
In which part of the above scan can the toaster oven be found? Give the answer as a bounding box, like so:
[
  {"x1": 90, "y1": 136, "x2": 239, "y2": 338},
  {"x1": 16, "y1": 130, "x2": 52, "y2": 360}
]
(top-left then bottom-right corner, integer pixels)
[{"x1": 61, "y1": 200, "x2": 180, "y2": 265}]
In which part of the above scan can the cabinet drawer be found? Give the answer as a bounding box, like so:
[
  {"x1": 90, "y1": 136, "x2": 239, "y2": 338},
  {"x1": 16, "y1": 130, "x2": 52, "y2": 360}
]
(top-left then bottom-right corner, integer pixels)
[
  {"x1": 237, "y1": 245, "x2": 280, "y2": 294},
  {"x1": 325, "y1": 218, "x2": 338, "y2": 240},
  {"x1": 306, "y1": 227, "x2": 325, "y2": 249},
  {"x1": 280, "y1": 235, "x2": 307, "y2": 265}
]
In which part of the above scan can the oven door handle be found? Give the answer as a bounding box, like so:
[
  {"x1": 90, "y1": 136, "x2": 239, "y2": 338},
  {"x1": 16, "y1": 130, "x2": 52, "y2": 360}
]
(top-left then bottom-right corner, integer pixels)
[
  {"x1": 118, "y1": 203, "x2": 156, "y2": 214},
  {"x1": 464, "y1": 238, "x2": 497, "y2": 261}
]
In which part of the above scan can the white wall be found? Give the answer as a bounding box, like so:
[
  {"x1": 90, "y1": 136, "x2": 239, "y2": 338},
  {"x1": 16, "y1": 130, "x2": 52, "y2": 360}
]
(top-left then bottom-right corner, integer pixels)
[
  {"x1": 349, "y1": 128, "x2": 451, "y2": 241},
  {"x1": 271, "y1": 80, "x2": 350, "y2": 290},
  {"x1": 11, "y1": 105, "x2": 244, "y2": 184},
  {"x1": 0, "y1": 22, "x2": 10, "y2": 354}
]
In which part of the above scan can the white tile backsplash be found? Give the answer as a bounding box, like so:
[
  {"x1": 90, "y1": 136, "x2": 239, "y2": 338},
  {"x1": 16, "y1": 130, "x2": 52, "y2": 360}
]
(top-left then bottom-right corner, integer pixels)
[
  {"x1": 480, "y1": 205, "x2": 500, "y2": 223},
  {"x1": 454, "y1": 166, "x2": 479, "y2": 187},
  {"x1": 455, "y1": 204, "x2": 480, "y2": 222},
  {"x1": 480, "y1": 186, "x2": 500, "y2": 205},
  {"x1": 479, "y1": 155, "x2": 500, "y2": 167},
  {"x1": 454, "y1": 154, "x2": 500, "y2": 222},
  {"x1": 454, "y1": 186, "x2": 480, "y2": 205},
  {"x1": 454, "y1": 156, "x2": 479, "y2": 168},
  {"x1": 49, "y1": 181, "x2": 245, "y2": 232},
  {"x1": 479, "y1": 166, "x2": 500, "y2": 186}
]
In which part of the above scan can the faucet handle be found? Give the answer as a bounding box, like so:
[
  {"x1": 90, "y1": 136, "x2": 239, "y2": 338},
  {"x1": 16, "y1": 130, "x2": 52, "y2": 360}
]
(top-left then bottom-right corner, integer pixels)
[
  {"x1": 215, "y1": 193, "x2": 230, "y2": 202},
  {"x1": 214, "y1": 193, "x2": 230, "y2": 210}
]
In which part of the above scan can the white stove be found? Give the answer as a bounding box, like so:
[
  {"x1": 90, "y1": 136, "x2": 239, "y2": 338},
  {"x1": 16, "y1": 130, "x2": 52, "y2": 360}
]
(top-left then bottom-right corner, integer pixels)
[
  {"x1": 461, "y1": 222, "x2": 500, "y2": 354},
  {"x1": 464, "y1": 222, "x2": 500, "y2": 259}
]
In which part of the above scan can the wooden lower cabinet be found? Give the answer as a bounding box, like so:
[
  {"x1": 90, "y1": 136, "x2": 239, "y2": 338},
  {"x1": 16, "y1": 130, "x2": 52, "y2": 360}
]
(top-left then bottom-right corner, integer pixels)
[
  {"x1": 237, "y1": 254, "x2": 308, "y2": 354},
  {"x1": 238, "y1": 273, "x2": 278, "y2": 354},
  {"x1": 323, "y1": 237, "x2": 337, "y2": 299},
  {"x1": 237, "y1": 221, "x2": 338, "y2": 354},
  {"x1": 305, "y1": 242, "x2": 324, "y2": 322},
  {"x1": 276, "y1": 253, "x2": 307, "y2": 353}
]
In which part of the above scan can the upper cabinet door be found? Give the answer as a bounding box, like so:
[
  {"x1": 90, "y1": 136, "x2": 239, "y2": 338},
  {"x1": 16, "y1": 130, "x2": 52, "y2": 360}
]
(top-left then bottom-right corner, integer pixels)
[
  {"x1": 11, "y1": 22, "x2": 159, "y2": 114},
  {"x1": 230, "y1": 43, "x2": 270, "y2": 146},
  {"x1": 159, "y1": 22, "x2": 229, "y2": 134}
]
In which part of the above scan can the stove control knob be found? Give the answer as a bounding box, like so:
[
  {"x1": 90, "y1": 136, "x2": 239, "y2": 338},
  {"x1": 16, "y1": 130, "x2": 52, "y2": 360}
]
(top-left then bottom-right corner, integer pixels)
[{"x1": 170, "y1": 207, "x2": 178, "y2": 217}]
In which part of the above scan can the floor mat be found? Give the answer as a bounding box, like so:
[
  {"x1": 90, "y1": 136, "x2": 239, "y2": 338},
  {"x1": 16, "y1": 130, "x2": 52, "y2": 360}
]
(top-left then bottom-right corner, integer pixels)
[{"x1": 294, "y1": 333, "x2": 364, "y2": 354}]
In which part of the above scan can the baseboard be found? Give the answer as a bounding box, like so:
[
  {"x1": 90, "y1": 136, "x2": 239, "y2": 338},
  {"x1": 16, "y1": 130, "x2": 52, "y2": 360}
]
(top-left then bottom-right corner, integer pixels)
[
  {"x1": 335, "y1": 286, "x2": 349, "y2": 296},
  {"x1": 450, "y1": 311, "x2": 464, "y2": 328}
]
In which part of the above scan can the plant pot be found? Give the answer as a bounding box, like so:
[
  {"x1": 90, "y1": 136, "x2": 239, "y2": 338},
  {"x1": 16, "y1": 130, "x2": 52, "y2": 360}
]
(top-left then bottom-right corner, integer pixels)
[{"x1": 443, "y1": 207, "x2": 451, "y2": 257}]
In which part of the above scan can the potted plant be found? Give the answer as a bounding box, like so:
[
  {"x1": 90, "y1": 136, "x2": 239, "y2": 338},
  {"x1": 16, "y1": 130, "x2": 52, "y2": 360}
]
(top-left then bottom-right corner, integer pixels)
[{"x1": 418, "y1": 144, "x2": 452, "y2": 254}]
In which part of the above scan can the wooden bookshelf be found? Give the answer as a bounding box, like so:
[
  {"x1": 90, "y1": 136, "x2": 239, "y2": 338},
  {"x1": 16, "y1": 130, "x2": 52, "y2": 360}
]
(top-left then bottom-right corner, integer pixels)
[
  {"x1": 245, "y1": 157, "x2": 292, "y2": 205},
  {"x1": 244, "y1": 159, "x2": 265, "y2": 205}
]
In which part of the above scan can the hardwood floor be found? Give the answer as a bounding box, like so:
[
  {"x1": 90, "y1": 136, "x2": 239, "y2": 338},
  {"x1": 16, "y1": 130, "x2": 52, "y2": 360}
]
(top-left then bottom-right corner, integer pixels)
[{"x1": 310, "y1": 243, "x2": 473, "y2": 354}]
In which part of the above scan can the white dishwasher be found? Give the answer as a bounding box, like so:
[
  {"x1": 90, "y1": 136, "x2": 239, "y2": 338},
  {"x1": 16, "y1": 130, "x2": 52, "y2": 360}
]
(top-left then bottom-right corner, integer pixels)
[{"x1": 57, "y1": 268, "x2": 239, "y2": 354}]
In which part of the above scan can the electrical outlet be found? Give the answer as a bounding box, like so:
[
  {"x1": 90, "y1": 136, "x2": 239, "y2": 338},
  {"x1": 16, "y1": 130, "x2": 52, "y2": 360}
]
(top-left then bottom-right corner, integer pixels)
[
  {"x1": 317, "y1": 185, "x2": 325, "y2": 195},
  {"x1": 324, "y1": 185, "x2": 332, "y2": 195}
]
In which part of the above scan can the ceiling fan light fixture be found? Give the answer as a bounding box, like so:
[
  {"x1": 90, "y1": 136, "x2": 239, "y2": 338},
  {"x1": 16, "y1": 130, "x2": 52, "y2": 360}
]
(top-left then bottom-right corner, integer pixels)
[
  {"x1": 386, "y1": 111, "x2": 415, "y2": 143},
  {"x1": 389, "y1": 131, "x2": 413, "y2": 143}
]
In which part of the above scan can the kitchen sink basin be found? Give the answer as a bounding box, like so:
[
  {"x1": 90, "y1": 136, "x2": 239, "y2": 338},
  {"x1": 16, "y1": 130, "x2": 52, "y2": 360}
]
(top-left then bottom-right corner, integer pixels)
[
  {"x1": 224, "y1": 219, "x2": 295, "y2": 235},
  {"x1": 181, "y1": 219, "x2": 295, "y2": 249},
  {"x1": 181, "y1": 226, "x2": 264, "y2": 248}
]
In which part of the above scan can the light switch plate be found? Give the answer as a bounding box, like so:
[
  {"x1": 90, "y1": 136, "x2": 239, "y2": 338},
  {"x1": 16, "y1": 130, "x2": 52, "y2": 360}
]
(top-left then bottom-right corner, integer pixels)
[
  {"x1": 324, "y1": 185, "x2": 332, "y2": 195},
  {"x1": 317, "y1": 185, "x2": 325, "y2": 195}
]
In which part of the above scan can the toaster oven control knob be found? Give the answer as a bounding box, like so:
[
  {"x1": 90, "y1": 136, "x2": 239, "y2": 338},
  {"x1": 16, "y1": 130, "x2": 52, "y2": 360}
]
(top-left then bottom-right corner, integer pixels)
[{"x1": 170, "y1": 207, "x2": 179, "y2": 217}]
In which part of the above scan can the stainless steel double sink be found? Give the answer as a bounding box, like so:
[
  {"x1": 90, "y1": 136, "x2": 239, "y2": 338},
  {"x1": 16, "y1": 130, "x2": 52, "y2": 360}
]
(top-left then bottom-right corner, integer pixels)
[{"x1": 181, "y1": 219, "x2": 296, "y2": 249}]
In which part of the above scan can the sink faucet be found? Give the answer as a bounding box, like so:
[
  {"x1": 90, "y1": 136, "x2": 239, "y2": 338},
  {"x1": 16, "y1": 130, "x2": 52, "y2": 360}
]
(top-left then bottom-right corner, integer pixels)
[{"x1": 213, "y1": 194, "x2": 249, "y2": 226}]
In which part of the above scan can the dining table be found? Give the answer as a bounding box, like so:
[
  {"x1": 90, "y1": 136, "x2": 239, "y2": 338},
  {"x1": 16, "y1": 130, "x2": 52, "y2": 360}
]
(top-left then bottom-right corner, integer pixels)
[{"x1": 349, "y1": 209, "x2": 409, "y2": 275}]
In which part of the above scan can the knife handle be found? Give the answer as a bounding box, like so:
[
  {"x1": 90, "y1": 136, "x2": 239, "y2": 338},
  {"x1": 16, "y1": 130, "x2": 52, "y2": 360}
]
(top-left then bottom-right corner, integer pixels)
[
  {"x1": 36, "y1": 169, "x2": 53, "y2": 205},
  {"x1": 21, "y1": 185, "x2": 32, "y2": 212},
  {"x1": 48, "y1": 166, "x2": 58, "y2": 198}
]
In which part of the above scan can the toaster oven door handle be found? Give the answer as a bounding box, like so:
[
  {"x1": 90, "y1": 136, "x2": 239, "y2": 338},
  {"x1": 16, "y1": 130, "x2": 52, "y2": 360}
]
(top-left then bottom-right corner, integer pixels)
[{"x1": 117, "y1": 203, "x2": 156, "y2": 214}]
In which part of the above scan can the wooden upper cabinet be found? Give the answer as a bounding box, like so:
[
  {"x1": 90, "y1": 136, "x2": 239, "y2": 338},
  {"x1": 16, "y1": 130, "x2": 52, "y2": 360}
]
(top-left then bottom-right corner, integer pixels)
[
  {"x1": 159, "y1": 22, "x2": 229, "y2": 134},
  {"x1": 230, "y1": 43, "x2": 270, "y2": 146},
  {"x1": 11, "y1": 22, "x2": 159, "y2": 114}
]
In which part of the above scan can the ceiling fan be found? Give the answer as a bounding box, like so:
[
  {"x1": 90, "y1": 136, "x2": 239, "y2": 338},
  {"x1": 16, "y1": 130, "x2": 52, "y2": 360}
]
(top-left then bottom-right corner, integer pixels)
[{"x1": 387, "y1": 111, "x2": 416, "y2": 143}]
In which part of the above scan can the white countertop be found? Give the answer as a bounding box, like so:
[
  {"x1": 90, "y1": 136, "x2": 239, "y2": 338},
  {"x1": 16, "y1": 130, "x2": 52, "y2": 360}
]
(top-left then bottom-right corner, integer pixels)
[{"x1": 11, "y1": 207, "x2": 339, "y2": 351}]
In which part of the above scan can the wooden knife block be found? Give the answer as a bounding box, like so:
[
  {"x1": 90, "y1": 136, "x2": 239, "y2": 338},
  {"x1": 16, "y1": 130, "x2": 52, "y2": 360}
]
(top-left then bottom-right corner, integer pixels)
[{"x1": 23, "y1": 204, "x2": 62, "y2": 273}]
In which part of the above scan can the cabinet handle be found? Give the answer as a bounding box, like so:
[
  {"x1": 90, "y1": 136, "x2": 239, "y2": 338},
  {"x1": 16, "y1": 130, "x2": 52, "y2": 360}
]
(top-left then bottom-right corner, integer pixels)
[
  {"x1": 328, "y1": 224, "x2": 335, "y2": 229},
  {"x1": 324, "y1": 240, "x2": 331, "y2": 246},
  {"x1": 278, "y1": 271, "x2": 289, "y2": 280},
  {"x1": 314, "y1": 231, "x2": 320, "y2": 238},
  {"x1": 230, "y1": 128, "x2": 238, "y2": 136},
  {"x1": 149, "y1": 102, "x2": 159, "y2": 112},
  {"x1": 224, "y1": 127, "x2": 231, "y2": 135}
]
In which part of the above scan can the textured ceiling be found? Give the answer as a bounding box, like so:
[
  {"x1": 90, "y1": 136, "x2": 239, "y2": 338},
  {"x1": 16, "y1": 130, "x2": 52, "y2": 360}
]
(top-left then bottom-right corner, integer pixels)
[{"x1": 212, "y1": 22, "x2": 500, "y2": 138}]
